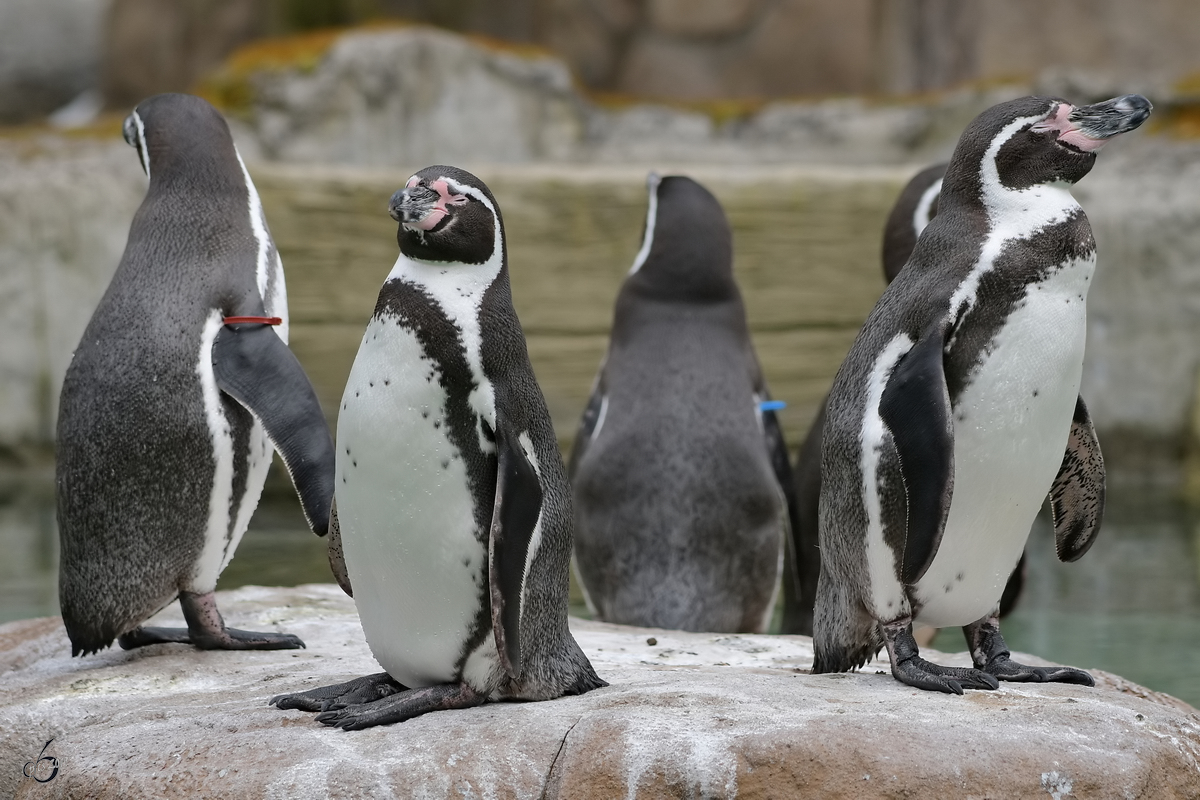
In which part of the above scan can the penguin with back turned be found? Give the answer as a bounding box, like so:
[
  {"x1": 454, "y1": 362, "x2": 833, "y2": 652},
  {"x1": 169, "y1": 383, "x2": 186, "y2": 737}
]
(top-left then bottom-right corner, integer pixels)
[
  {"x1": 271, "y1": 166, "x2": 605, "y2": 729},
  {"x1": 814, "y1": 94, "x2": 1150, "y2": 693},
  {"x1": 56, "y1": 93, "x2": 335, "y2": 655},
  {"x1": 568, "y1": 174, "x2": 795, "y2": 633}
]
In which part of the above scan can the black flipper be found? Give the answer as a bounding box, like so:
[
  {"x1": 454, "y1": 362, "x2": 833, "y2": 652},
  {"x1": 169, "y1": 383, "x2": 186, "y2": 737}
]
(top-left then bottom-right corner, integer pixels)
[
  {"x1": 212, "y1": 321, "x2": 335, "y2": 536},
  {"x1": 488, "y1": 420, "x2": 544, "y2": 680},
  {"x1": 1049, "y1": 396, "x2": 1105, "y2": 562},
  {"x1": 878, "y1": 324, "x2": 955, "y2": 585},
  {"x1": 566, "y1": 369, "x2": 606, "y2": 478}
]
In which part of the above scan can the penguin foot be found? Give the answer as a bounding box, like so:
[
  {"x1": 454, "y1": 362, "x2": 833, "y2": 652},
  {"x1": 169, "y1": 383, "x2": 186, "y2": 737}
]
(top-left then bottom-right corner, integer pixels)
[
  {"x1": 313, "y1": 681, "x2": 486, "y2": 731},
  {"x1": 883, "y1": 619, "x2": 999, "y2": 694},
  {"x1": 117, "y1": 626, "x2": 193, "y2": 649},
  {"x1": 270, "y1": 672, "x2": 405, "y2": 712},
  {"x1": 964, "y1": 614, "x2": 1094, "y2": 686},
  {"x1": 114, "y1": 591, "x2": 306, "y2": 651}
]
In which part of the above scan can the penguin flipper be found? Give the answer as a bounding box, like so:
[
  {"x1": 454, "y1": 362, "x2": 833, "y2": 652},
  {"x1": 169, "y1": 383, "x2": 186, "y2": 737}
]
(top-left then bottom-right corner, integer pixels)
[
  {"x1": 212, "y1": 322, "x2": 336, "y2": 536},
  {"x1": 488, "y1": 420, "x2": 544, "y2": 681},
  {"x1": 1049, "y1": 396, "x2": 1105, "y2": 562},
  {"x1": 878, "y1": 326, "x2": 955, "y2": 584}
]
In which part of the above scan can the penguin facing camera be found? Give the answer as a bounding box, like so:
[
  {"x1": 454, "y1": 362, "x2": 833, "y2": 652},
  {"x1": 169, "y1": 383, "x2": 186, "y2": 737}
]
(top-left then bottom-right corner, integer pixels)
[
  {"x1": 56, "y1": 93, "x2": 335, "y2": 656},
  {"x1": 814, "y1": 94, "x2": 1151, "y2": 693},
  {"x1": 784, "y1": 163, "x2": 1028, "y2": 640},
  {"x1": 271, "y1": 166, "x2": 606, "y2": 729},
  {"x1": 568, "y1": 174, "x2": 796, "y2": 633}
]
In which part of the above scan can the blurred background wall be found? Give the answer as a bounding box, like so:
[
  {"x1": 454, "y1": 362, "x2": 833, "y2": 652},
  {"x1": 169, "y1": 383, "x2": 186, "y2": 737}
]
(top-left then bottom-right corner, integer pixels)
[{"x1": 4, "y1": 0, "x2": 1200, "y2": 125}]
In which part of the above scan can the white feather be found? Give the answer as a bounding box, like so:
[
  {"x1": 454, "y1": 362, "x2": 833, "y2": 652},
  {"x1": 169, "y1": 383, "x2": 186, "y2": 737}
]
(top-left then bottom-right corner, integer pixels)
[
  {"x1": 629, "y1": 173, "x2": 662, "y2": 275},
  {"x1": 187, "y1": 311, "x2": 235, "y2": 591},
  {"x1": 861, "y1": 333, "x2": 914, "y2": 620}
]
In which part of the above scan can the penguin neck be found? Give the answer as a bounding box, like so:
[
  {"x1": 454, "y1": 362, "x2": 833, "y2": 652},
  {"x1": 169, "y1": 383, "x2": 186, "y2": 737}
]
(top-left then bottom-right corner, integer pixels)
[{"x1": 624, "y1": 261, "x2": 739, "y2": 306}]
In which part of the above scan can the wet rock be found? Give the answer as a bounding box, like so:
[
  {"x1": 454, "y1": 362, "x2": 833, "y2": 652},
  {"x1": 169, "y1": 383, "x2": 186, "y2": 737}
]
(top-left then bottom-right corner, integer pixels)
[{"x1": 2, "y1": 584, "x2": 1198, "y2": 798}]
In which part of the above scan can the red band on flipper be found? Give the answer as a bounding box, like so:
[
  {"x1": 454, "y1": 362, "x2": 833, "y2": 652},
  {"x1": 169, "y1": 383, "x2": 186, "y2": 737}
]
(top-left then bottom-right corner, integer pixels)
[{"x1": 223, "y1": 316, "x2": 283, "y2": 325}]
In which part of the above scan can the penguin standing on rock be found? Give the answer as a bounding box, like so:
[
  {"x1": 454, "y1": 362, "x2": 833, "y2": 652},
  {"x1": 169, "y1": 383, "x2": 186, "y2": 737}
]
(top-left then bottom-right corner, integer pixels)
[
  {"x1": 56, "y1": 93, "x2": 335, "y2": 655},
  {"x1": 271, "y1": 166, "x2": 606, "y2": 729},
  {"x1": 568, "y1": 174, "x2": 795, "y2": 633},
  {"x1": 814, "y1": 94, "x2": 1151, "y2": 693}
]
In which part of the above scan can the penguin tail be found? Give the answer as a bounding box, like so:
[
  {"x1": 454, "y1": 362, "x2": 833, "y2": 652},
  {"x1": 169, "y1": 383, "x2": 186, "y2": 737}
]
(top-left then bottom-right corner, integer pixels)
[{"x1": 811, "y1": 570, "x2": 882, "y2": 674}]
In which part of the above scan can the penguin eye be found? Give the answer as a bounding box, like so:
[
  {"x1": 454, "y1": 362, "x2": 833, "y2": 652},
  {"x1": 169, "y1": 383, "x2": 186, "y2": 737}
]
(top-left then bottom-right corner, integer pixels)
[{"x1": 447, "y1": 194, "x2": 469, "y2": 206}]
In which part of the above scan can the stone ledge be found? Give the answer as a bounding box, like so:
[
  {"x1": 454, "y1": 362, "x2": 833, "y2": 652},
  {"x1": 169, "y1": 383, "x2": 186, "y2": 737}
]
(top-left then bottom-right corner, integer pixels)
[{"x1": 2, "y1": 585, "x2": 1198, "y2": 798}]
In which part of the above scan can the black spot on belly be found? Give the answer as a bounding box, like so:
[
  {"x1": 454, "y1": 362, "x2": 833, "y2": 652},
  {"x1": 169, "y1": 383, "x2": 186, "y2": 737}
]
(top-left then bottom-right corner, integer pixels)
[
  {"x1": 384, "y1": 379, "x2": 391, "y2": 386},
  {"x1": 369, "y1": 381, "x2": 374, "y2": 388},
  {"x1": 352, "y1": 459, "x2": 357, "y2": 467},
  {"x1": 441, "y1": 459, "x2": 449, "y2": 469},
  {"x1": 433, "y1": 421, "x2": 441, "y2": 429},
  {"x1": 422, "y1": 410, "x2": 429, "y2": 419},
  {"x1": 355, "y1": 391, "x2": 360, "y2": 397},
  {"x1": 1032, "y1": 389, "x2": 1039, "y2": 397},
  {"x1": 956, "y1": 572, "x2": 964, "y2": 582},
  {"x1": 462, "y1": 556, "x2": 470, "y2": 567}
]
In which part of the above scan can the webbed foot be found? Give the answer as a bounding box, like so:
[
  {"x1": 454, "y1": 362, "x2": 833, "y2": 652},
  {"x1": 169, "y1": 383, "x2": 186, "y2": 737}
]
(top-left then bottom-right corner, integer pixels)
[
  {"x1": 965, "y1": 614, "x2": 1094, "y2": 686},
  {"x1": 270, "y1": 672, "x2": 404, "y2": 712},
  {"x1": 117, "y1": 591, "x2": 305, "y2": 651},
  {"x1": 883, "y1": 619, "x2": 999, "y2": 694},
  {"x1": 314, "y1": 681, "x2": 486, "y2": 731}
]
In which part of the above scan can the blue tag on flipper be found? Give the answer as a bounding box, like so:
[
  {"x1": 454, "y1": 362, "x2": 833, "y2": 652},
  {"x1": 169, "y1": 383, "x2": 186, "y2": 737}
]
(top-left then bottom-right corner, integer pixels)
[{"x1": 759, "y1": 400, "x2": 787, "y2": 412}]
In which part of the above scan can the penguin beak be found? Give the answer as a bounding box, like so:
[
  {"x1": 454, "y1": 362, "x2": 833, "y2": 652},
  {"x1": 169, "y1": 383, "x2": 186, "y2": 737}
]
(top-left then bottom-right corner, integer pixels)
[
  {"x1": 1034, "y1": 94, "x2": 1153, "y2": 152},
  {"x1": 388, "y1": 186, "x2": 440, "y2": 226},
  {"x1": 1068, "y1": 94, "x2": 1153, "y2": 140}
]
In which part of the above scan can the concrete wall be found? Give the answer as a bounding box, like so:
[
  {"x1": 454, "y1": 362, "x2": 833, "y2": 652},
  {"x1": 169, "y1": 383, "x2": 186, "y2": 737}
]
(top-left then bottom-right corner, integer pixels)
[{"x1": 3, "y1": 135, "x2": 1198, "y2": 474}]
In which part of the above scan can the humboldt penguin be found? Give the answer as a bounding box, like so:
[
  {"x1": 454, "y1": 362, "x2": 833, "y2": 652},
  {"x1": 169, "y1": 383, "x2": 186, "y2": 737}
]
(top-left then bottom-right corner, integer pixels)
[
  {"x1": 813, "y1": 94, "x2": 1150, "y2": 692},
  {"x1": 568, "y1": 174, "x2": 795, "y2": 633},
  {"x1": 271, "y1": 166, "x2": 605, "y2": 729},
  {"x1": 56, "y1": 93, "x2": 335, "y2": 655}
]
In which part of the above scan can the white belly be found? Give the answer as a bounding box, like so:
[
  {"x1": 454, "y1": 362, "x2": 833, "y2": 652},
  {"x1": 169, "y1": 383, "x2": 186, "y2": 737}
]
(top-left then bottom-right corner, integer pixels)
[
  {"x1": 915, "y1": 255, "x2": 1092, "y2": 627},
  {"x1": 337, "y1": 316, "x2": 487, "y2": 687}
]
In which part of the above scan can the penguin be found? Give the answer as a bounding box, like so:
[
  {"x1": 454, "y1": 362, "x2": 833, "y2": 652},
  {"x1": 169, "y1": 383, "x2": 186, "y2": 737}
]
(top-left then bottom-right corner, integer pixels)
[
  {"x1": 784, "y1": 162, "x2": 1029, "y2": 637},
  {"x1": 813, "y1": 94, "x2": 1151, "y2": 693},
  {"x1": 56, "y1": 93, "x2": 335, "y2": 656},
  {"x1": 567, "y1": 174, "x2": 795, "y2": 633},
  {"x1": 270, "y1": 166, "x2": 606, "y2": 729}
]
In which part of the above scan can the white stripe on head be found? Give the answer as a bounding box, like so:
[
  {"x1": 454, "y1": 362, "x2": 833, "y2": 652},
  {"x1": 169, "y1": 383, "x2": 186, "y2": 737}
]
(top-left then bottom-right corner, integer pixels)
[
  {"x1": 861, "y1": 332, "x2": 914, "y2": 620},
  {"x1": 911, "y1": 178, "x2": 943, "y2": 237},
  {"x1": 131, "y1": 110, "x2": 151, "y2": 178},
  {"x1": 629, "y1": 172, "x2": 662, "y2": 274},
  {"x1": 945, "y1": 108, "x2": 1081, "y2": 344}
]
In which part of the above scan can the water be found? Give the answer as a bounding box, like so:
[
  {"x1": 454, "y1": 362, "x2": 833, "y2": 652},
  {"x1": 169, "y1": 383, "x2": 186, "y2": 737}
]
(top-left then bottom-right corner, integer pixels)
[{"x1": 4, "y1": 474, "x2": 1197, "y2": 707}]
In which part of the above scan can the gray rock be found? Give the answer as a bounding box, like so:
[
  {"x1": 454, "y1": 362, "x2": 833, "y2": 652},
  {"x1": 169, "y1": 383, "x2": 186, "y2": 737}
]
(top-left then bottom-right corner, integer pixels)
[
  {"x1": 1, "y1": 584, "x2": 1197, "y2": 798},
  {"x1": 0, "y1": 0, "x2": 108, "y2": 124},
  {"x1": 240, "y1": 28, "x2": 588, "y2": 166}
]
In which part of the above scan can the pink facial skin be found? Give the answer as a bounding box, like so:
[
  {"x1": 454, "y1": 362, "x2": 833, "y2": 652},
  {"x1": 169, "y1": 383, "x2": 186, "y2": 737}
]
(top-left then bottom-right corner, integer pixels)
[
  {"x1": 404, "y1": 177, "x2": 468, "y2": 231},
  {"x1": 1031, "y1": 103, "x2": 1108, "y2": 153}
]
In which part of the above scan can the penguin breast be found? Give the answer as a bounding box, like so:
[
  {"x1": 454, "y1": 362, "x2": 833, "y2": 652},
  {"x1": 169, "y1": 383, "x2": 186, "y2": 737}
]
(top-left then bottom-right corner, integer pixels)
[{"x1": 336, "y1": 314, "x2": 488, "y2": 687}]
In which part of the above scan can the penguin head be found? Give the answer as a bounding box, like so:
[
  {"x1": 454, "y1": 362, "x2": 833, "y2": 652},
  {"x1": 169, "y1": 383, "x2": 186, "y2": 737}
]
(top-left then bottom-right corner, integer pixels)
[
  {"x1": 944, "y1": 94, "x2": 1152, "y2": 196},
  {"x1": 389, "y1": 166, "x2": 502, "y2": 265},
  {"x1": 625, "y1": 174, "x2": 736, "y2": 303},
  {"x1": 121, "y1": 93, "x2": 238, "y2": 182}
]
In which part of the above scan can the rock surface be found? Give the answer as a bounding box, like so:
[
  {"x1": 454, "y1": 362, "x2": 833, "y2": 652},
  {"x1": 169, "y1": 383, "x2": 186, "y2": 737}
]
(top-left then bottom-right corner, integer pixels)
[{"x1": 1, "y1": 584, "x2": 1198, "y2": 798}]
